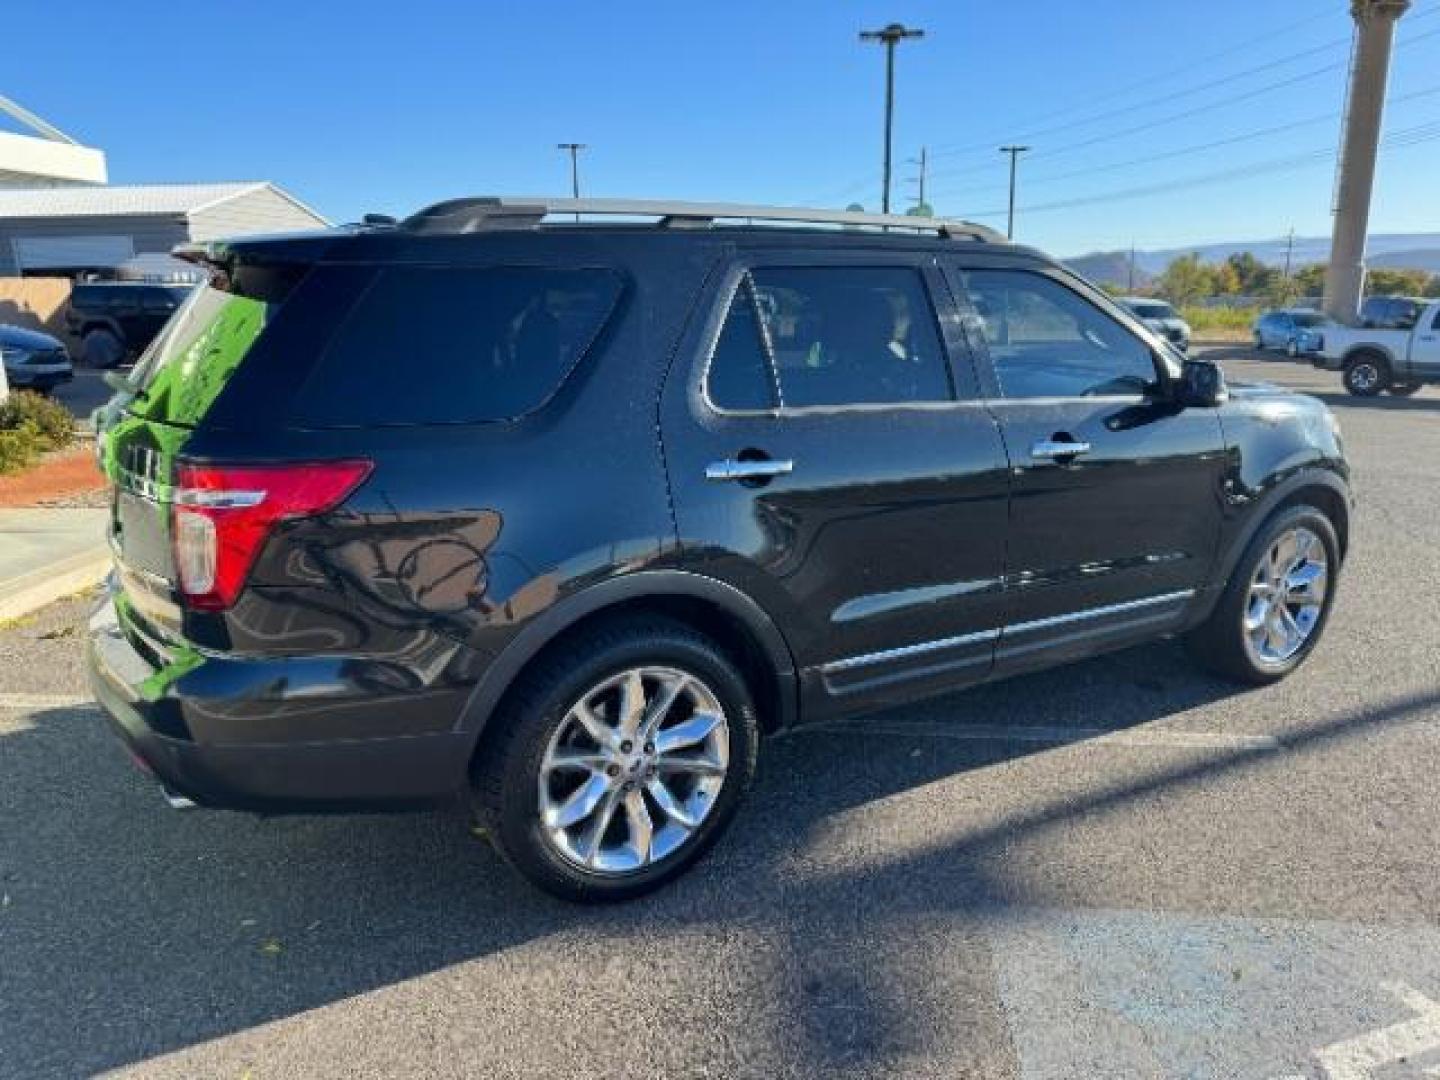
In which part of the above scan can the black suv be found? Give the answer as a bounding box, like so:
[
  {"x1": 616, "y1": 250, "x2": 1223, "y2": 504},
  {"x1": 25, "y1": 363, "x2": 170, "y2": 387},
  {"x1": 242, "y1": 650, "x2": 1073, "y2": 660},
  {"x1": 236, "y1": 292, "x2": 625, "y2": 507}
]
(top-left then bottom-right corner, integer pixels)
[
  {"x1": 65, "y1": 282, "x2": 193, "y2": 368},
  {"x1": 87, "y1": 198, "x2": 1350, "y2": 901}
]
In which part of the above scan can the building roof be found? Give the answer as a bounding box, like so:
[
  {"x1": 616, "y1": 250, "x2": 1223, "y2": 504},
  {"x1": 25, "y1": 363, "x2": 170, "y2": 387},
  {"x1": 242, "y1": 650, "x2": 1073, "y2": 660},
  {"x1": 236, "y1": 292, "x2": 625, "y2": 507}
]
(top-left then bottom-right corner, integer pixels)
[{"x1": 0, "y1": 182, "x2": 320, "y2": 221}]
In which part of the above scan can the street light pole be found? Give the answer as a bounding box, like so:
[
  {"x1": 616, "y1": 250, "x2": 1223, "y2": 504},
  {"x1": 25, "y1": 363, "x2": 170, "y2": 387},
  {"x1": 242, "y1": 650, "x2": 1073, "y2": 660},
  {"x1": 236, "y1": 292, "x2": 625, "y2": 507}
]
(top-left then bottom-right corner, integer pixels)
[
  {"x1": 999, "y1": 145, "x2": 1030, "y2": 240},
  {"x1": 859, "y1": 23, "x2": 925, "y2": 214},
  {"x1": 556, "y1": 143, "x2": 586, "y2": 200}
]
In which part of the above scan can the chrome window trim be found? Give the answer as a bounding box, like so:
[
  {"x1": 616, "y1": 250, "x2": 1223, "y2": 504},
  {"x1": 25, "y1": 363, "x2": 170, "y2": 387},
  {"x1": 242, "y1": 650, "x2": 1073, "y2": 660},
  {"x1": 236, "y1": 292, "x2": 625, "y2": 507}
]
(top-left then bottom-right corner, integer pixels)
[{"x1": 821, "y1": 589, "x2": 1195, "y2": 674}]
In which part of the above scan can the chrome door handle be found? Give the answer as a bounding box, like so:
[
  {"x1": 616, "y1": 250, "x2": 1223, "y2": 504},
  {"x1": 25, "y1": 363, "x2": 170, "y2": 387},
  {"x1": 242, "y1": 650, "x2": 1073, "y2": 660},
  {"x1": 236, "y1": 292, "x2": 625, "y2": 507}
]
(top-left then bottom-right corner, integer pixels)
[
  {"x1": 1031, "y1": 438, "x2": 1091, "y2": 460},
  {"x1": 705, "y1": 458, "x2": 794, "y2": 482}
]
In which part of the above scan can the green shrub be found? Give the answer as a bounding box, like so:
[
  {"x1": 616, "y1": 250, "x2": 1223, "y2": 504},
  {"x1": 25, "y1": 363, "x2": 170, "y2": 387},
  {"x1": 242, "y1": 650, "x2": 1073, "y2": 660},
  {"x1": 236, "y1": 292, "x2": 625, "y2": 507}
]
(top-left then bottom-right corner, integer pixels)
[
  {"x1": 0, "y1": 390, "x2": 74, "y2": 451},
  {"x1": 0, "y1": 423, "x2": 42, "y2": 475}
]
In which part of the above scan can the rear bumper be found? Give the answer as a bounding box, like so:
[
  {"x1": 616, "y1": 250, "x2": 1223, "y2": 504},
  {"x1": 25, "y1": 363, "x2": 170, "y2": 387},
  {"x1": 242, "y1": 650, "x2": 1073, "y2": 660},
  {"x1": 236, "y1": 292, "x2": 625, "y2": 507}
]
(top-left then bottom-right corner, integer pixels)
[{"x1": 86, "y1": 596, "x2": 472, "y2": 812}]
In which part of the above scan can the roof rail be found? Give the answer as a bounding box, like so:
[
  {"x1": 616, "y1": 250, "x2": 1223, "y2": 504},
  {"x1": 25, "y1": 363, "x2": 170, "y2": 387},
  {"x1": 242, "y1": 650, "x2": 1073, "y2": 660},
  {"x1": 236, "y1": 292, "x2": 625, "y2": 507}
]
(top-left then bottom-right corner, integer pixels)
[{"x1": 399, "y1": 196, "x2": 1003, "y2": 242}]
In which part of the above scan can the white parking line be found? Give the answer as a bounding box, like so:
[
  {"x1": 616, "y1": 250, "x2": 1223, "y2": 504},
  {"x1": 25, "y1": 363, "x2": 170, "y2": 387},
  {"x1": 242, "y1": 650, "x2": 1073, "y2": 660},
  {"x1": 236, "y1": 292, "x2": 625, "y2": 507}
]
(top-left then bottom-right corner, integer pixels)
[
  {"x1": 800, "y1": 719, "x2": 1281, "y2": 752},
  {"x1": 0, "y1": 692, "x2": 94, "y2": 710}
]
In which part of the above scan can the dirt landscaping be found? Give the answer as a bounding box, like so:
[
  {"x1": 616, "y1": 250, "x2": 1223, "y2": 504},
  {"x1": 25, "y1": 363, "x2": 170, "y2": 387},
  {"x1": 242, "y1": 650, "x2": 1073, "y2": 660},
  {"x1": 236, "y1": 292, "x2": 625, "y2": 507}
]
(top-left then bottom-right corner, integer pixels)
[{"x1": 0, "y1": 445, "x2": 106, "y2": 508}]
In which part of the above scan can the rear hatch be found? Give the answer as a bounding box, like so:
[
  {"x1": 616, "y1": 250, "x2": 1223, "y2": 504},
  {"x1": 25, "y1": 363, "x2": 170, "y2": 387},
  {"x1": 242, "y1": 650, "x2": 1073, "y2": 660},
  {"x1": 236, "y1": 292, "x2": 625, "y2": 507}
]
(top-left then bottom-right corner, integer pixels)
[{"x1": 102, "y1": 254, "x2": 300, "y2": 643}]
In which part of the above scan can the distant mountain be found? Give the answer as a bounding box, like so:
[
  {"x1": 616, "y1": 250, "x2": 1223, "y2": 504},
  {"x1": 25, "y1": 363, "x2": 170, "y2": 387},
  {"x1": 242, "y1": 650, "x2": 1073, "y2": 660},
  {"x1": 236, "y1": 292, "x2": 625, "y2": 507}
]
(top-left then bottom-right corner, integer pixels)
[
  {"x1": 1064, "y1": 251, "x2": 1151, "y2": 289},
  {"x1": 1065, "y1": 233, "x2": 1440, "y2": 279}
]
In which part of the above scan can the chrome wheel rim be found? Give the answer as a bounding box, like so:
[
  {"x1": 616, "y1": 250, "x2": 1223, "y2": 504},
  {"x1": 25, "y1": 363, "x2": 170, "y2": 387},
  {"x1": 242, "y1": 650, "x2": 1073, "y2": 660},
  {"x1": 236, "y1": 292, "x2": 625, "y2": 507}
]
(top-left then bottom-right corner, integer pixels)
[
  {"x1": 1349, "y1": 363, "x2": 1379, "y2": 391},
  {"x1": 538, "y1": 666, "x2": 730, "y2": 874},
  {"x1": 1243, "y1": 526, "x2": 1328, "y2": 667}
]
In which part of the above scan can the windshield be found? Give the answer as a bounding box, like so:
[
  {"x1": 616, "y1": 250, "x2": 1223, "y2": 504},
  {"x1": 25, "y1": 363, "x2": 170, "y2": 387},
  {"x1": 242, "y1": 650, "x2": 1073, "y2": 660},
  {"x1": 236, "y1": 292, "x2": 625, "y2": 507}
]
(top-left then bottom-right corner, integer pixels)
[{"x1": 1129, "y1": 301, "x2": 1177, "y2": 320}]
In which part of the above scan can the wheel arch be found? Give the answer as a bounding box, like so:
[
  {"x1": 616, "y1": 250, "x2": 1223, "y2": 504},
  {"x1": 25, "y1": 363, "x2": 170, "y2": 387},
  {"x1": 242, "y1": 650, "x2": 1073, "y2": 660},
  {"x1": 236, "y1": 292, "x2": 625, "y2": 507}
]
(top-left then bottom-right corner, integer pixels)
[
  {"x1": 1341, "y1": 344, "x2": 1395, "y2": 371},
  {"x1": 1208, "y1": 468, "x2": 1350, "y2": 599},
  {"x1": 456, "y1": 570, "x2": 800, "y2": 757}
]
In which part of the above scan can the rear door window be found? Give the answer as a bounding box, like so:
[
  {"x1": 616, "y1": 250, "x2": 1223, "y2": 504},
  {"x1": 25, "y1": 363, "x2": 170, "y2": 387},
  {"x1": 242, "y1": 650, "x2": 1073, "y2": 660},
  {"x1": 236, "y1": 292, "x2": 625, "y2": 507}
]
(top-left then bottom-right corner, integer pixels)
[{"x1": 293, "y1": 267, "x2": 623, "y2": 426}]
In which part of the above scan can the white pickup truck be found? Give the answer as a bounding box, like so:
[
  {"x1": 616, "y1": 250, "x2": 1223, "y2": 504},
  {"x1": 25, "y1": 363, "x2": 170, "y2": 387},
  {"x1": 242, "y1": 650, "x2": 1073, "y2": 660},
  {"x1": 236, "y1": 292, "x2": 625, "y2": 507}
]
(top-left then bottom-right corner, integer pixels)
[{"x1": 1316, "y1": 297, "x2": 1440, "y2": 397}]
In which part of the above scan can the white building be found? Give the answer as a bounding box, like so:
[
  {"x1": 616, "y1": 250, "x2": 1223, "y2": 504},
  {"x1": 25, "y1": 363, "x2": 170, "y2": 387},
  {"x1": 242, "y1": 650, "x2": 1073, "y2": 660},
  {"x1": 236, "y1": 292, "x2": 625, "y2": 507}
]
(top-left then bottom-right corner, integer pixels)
[{"x1": 0, "y1": 96, "x2": 328, "y2": 277}]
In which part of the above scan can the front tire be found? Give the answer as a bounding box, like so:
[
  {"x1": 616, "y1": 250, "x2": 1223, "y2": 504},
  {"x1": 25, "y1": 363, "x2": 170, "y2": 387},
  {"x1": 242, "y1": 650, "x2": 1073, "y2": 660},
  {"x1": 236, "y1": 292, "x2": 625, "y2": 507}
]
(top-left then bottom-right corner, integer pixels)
[
  {"x1": 1343, "y1": 354, "x2": 1389, "y2": 397},
  {"x1": 471, "y1": 618, "x2": 760, "y2": 902},
  {"x1": 1186, "y1": 504, "x2": 1339, "y2": 685}
]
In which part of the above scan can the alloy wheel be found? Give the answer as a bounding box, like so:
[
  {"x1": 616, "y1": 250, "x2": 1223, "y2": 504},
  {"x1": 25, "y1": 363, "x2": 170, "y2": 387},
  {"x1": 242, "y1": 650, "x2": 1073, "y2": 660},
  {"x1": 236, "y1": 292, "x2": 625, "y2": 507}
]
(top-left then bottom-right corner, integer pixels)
[
  {"x1": 1347, "y1": 362, "x2": 1381, "y2": 393},
  {"x1": 537, "y1": 666, "x2": 730, "y2": 874},
  {"x1": 1242, "y1": 526, "x2": 1328, "y2": 667}
]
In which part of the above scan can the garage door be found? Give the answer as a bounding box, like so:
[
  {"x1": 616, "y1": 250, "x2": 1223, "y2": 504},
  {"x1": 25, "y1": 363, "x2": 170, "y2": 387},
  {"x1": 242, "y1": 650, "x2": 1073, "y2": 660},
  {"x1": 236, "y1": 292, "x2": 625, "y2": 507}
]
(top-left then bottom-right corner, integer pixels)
[{"x1": 13, "y1": 235, "x2": 135, "y2": 273}]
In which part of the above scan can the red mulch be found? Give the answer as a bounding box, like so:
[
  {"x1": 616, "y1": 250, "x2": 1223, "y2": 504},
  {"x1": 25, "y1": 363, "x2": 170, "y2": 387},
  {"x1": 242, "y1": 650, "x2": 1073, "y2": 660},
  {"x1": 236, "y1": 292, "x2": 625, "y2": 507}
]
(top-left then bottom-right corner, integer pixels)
[{"x1": 0, "y1": 447, "x2": 106, "y2": 508}]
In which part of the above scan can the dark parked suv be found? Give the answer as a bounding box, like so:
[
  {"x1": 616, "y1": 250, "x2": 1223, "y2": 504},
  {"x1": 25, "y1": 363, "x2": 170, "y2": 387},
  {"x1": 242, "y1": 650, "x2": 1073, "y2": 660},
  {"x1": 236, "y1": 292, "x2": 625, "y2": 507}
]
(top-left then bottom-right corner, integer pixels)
[
  {"x1": 66, "y1": 282, "x2": 193, "y2": 367},
  {"x1": 87, "y1": 198, "x2": 1350, "y2": 901}
]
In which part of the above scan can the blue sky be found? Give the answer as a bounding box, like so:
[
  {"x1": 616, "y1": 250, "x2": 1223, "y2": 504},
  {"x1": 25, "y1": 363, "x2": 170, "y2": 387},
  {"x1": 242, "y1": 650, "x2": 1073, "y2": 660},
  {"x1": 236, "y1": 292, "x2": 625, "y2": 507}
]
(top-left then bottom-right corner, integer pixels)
[{"x1": 5, "y1": 0, "x2": 1439, "y2": 256}]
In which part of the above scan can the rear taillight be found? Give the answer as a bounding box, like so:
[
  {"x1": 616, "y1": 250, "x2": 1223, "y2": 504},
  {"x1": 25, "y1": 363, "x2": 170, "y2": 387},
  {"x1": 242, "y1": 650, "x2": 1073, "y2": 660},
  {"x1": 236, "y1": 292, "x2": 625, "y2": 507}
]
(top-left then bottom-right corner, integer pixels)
[{"x1": 171, "y1": 460, "x2": 372, "y2": 611}]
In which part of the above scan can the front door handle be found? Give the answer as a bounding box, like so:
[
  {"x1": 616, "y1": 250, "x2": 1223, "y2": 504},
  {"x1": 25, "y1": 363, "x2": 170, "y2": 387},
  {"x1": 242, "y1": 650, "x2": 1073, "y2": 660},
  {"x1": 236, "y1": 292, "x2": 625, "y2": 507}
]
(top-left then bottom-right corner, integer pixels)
[
  {"x1": 705, "y1": 458, "x2": 794, "y2": 482},
  {"x1": 1031, "y1": 438, "x2": 1092, "y2": 461}
]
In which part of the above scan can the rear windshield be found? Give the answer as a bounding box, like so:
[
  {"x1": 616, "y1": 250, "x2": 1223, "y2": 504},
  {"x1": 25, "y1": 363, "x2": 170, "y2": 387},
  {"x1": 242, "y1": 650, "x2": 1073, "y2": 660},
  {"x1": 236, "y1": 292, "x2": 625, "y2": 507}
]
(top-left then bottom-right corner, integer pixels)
[
  {"x1": 126, "y1": 264, "x2": 298, "y2": 426},
  {"x1": 291, "y1": 266, "x2": 623, "y2": 427},
  {"x1": 1291, "y1": 311, "x2": 1326, "y2": 327}
]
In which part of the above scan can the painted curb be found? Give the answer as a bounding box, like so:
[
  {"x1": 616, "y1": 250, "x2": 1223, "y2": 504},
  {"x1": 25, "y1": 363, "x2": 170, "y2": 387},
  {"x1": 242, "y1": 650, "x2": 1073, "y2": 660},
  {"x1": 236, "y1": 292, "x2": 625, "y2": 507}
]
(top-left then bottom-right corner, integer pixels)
[{"x1": 0, "y1": 546, "x2": 109, "y2": 622}]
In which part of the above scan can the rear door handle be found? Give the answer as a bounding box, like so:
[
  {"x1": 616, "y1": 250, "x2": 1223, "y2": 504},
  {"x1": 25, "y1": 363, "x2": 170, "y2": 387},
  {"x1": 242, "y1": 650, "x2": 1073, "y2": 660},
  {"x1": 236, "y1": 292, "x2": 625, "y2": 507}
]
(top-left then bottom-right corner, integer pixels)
[
  {"x1": 705, "y1": 458, "x2": 794, "y2": 482},
  {"x1": 1031, "y1": 438, "x2": 1091, "y2": 460}
]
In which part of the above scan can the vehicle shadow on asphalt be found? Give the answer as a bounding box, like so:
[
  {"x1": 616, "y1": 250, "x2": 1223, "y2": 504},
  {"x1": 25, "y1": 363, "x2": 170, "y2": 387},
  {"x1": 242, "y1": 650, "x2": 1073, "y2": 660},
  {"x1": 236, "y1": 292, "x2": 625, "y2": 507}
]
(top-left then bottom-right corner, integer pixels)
[
  {"x1": 4, "y1": 644, "x2": 1439, "y2": 1077},
  {"x1": 1306, "y1": 390, "x2": 1440, "y2": 414}
]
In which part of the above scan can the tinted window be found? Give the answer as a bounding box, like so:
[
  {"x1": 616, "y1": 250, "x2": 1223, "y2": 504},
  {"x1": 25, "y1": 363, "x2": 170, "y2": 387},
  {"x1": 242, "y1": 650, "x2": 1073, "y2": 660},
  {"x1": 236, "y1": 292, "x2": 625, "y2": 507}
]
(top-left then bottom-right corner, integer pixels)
[
  {"x1": 746, "y1": 266, "x2": 952, "y2": 408},
  {"x1": 707, "y1": 285, "x2": 777, "y2": 410},
  {"x1": 1130, "y1": 301, "x2": 1175, "y2": 320},
  {"x1": 963, "y1": 269, "x2": 1159, "y2": 399},
  {"x1": 295, "y1": 267, "x2": 622, "y2": 426}
]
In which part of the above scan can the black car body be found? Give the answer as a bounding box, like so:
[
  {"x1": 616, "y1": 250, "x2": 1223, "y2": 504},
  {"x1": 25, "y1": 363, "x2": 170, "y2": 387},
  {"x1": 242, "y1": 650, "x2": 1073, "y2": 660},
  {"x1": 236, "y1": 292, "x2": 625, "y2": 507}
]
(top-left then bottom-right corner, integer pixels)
[
  {"x1": 0, "y1": 323, "x2": 72, "y2": 391},
  {"x1": 66, "y1": 282, "x2": 193, "y2": 367},
  {"x1": 87, "y1": 198, "x2": 1350, "y2": 899}
]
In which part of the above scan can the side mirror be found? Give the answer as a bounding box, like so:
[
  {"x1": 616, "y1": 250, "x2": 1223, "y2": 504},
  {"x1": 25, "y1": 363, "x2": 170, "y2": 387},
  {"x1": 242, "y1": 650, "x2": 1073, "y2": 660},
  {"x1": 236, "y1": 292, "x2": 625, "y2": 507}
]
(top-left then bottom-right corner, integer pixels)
[{"x1": 1176, "y1": 357, "x2": 1227, "y2": 407}]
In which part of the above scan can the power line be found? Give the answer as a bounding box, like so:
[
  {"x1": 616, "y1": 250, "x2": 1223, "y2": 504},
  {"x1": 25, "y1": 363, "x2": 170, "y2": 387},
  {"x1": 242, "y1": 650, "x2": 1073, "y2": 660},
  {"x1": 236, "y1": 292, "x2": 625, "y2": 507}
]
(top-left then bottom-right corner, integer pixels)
[
  {"x1": 926, "y1": 81, "x2": 1440, "y2": 202},
  {"x1": 929, "y1": 34, "x2": 1354, "y2": 161},
  {"x1": 955, "y1": 118, "x2": 1440, "y2": 221},
  {"x1": 926, "y1": 5, "x2": 1350, "y2": 159}
]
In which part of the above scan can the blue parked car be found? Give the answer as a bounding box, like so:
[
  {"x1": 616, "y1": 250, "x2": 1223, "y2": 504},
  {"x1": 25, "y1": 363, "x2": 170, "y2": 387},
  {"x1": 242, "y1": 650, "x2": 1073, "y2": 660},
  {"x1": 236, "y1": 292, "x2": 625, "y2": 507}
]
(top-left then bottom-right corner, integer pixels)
[{"x1": 1253, "y1": 309, "x2": 1329, "y2": 358}]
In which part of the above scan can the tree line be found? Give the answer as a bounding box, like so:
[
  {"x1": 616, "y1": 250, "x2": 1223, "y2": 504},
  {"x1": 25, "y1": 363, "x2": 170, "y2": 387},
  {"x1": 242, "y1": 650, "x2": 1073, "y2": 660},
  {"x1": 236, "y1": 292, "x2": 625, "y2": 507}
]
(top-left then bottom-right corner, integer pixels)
[{"x1": 1152, "y1": 252, "x2": 1440, "y2": 307}]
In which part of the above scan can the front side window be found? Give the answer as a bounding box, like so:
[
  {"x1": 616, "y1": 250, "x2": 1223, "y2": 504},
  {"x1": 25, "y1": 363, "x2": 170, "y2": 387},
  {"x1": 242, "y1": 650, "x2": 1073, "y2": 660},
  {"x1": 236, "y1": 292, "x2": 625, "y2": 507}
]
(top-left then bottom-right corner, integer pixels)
[{"x1": 962, "y1": 269, "x2": 1160, "y2": 399}]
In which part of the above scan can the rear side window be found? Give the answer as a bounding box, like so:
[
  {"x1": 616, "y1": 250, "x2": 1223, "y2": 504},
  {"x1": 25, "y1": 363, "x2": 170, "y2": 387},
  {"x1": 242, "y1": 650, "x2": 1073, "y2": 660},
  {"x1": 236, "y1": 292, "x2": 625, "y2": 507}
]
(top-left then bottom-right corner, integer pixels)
[
  {"x1": 295, "y1": 267, "x2": 623, "y2": 426},
  {"x1": 706, "y1": 265, "x2": 953, "y2": 410}
]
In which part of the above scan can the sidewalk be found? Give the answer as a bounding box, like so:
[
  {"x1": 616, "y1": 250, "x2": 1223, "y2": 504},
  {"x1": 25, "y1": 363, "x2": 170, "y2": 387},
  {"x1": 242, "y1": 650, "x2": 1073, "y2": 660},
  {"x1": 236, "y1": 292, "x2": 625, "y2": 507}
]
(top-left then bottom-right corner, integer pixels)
[{"x1": 0, "y1": 508, "x2": 109, "y2": 620}]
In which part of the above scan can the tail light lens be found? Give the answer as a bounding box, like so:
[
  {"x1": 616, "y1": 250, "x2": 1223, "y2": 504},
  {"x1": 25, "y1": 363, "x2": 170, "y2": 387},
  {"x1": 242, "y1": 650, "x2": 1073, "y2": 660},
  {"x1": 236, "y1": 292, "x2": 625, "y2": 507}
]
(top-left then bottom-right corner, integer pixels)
[{"x1": 172, "y1": 460, "x2": 372, "y2": 611}]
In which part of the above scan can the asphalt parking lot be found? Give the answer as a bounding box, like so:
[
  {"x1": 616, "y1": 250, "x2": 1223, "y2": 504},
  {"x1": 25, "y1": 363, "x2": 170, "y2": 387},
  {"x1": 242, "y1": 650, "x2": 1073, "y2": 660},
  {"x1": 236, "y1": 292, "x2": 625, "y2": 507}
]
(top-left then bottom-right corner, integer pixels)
[{"x1": 4, "y1": 349, "x2": 1440, "y2": 1079}]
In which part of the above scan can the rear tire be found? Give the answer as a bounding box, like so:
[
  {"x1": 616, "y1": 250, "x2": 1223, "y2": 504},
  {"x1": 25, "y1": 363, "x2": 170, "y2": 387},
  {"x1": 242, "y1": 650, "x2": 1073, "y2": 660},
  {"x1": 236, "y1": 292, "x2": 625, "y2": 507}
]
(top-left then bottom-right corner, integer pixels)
[
  {"x1": 1343, "y1": 353, "x2": 1389, "y2": 397},
  {"x1": 1286, "y1": 339, "x2": 1300, "y2": 359},
  {"x1": 82, "y1": 329, "x2": 123, "y2": 369},
  {"x1": 1185, "y1": 504, "x2": 1339, "y2": 685},
  {"x1": 470, "y1": 617, "x2": 760, "y2": 902},
  {"x1": 1252, "y1": 333, "x2": 1265, "y2": 352}
]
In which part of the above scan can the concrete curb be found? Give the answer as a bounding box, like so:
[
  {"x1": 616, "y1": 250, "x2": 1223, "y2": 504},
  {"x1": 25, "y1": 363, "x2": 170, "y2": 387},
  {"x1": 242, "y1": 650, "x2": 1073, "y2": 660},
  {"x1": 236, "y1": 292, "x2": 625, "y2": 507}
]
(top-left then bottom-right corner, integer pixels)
[{"x1": 0, "y1": 546, "x2": 109, "y2": 622}]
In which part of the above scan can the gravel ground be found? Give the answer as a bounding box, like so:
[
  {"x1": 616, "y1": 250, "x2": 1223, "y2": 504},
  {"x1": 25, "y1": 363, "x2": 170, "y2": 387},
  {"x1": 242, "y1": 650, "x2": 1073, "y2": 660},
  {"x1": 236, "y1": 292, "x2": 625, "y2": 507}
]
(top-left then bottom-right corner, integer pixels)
[{"x1": 3, "y1": 352, "x2": 1440, "y2": 1078}]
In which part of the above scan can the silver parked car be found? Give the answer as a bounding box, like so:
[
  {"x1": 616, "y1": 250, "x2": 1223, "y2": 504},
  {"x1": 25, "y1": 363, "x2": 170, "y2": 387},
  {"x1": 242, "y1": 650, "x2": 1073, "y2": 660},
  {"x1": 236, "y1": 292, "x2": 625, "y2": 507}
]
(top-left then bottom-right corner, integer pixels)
[
  {"x1": 1117, "y1": 297, "x2": 1191, "y2": 351},
  {"x1": 1253, "y1": 309, "x2": 1329, "y2": 358}
]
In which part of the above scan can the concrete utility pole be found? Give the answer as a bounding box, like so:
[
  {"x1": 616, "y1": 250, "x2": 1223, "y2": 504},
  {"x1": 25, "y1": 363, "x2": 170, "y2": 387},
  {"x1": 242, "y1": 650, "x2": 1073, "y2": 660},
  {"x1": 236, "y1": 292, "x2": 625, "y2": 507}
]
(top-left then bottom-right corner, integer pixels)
[
  {"x1": 1323, "y1": 0, "x2": 1411, "y2": 323},
  {"x1": 999, "y1": 145, "x2": 1030, "y2": 240},
  {"x1": 859, "y1": 23, "x2": 925, "y2": 214}
]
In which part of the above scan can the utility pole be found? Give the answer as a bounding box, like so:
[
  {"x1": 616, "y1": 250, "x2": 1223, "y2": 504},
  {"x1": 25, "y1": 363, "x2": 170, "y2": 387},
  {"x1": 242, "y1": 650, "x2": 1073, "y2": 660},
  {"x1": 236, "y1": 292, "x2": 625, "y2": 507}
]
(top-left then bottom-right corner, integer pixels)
[
  {"x1": 1128, "y1": 241, "x2": 1137, "y2": 293},
  {"x1": 999, "y1": 145, "x2": 1030, "y2": 240},
  {"x1": 1323, "y1": 0, "x2": 1411, "y2": 323},
  {"x1": 1283, "y1": 227, "x2": 1296, "y2": 299},
  {"x1": 906, "y1": 146, "x2": 929, "y2": 212},
  {"x1": 859, "y1": 22, "x2": 925, "y2": 214},
  {"x1": 556, "y1": 142, "x2": 586, "y2": 200}
]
